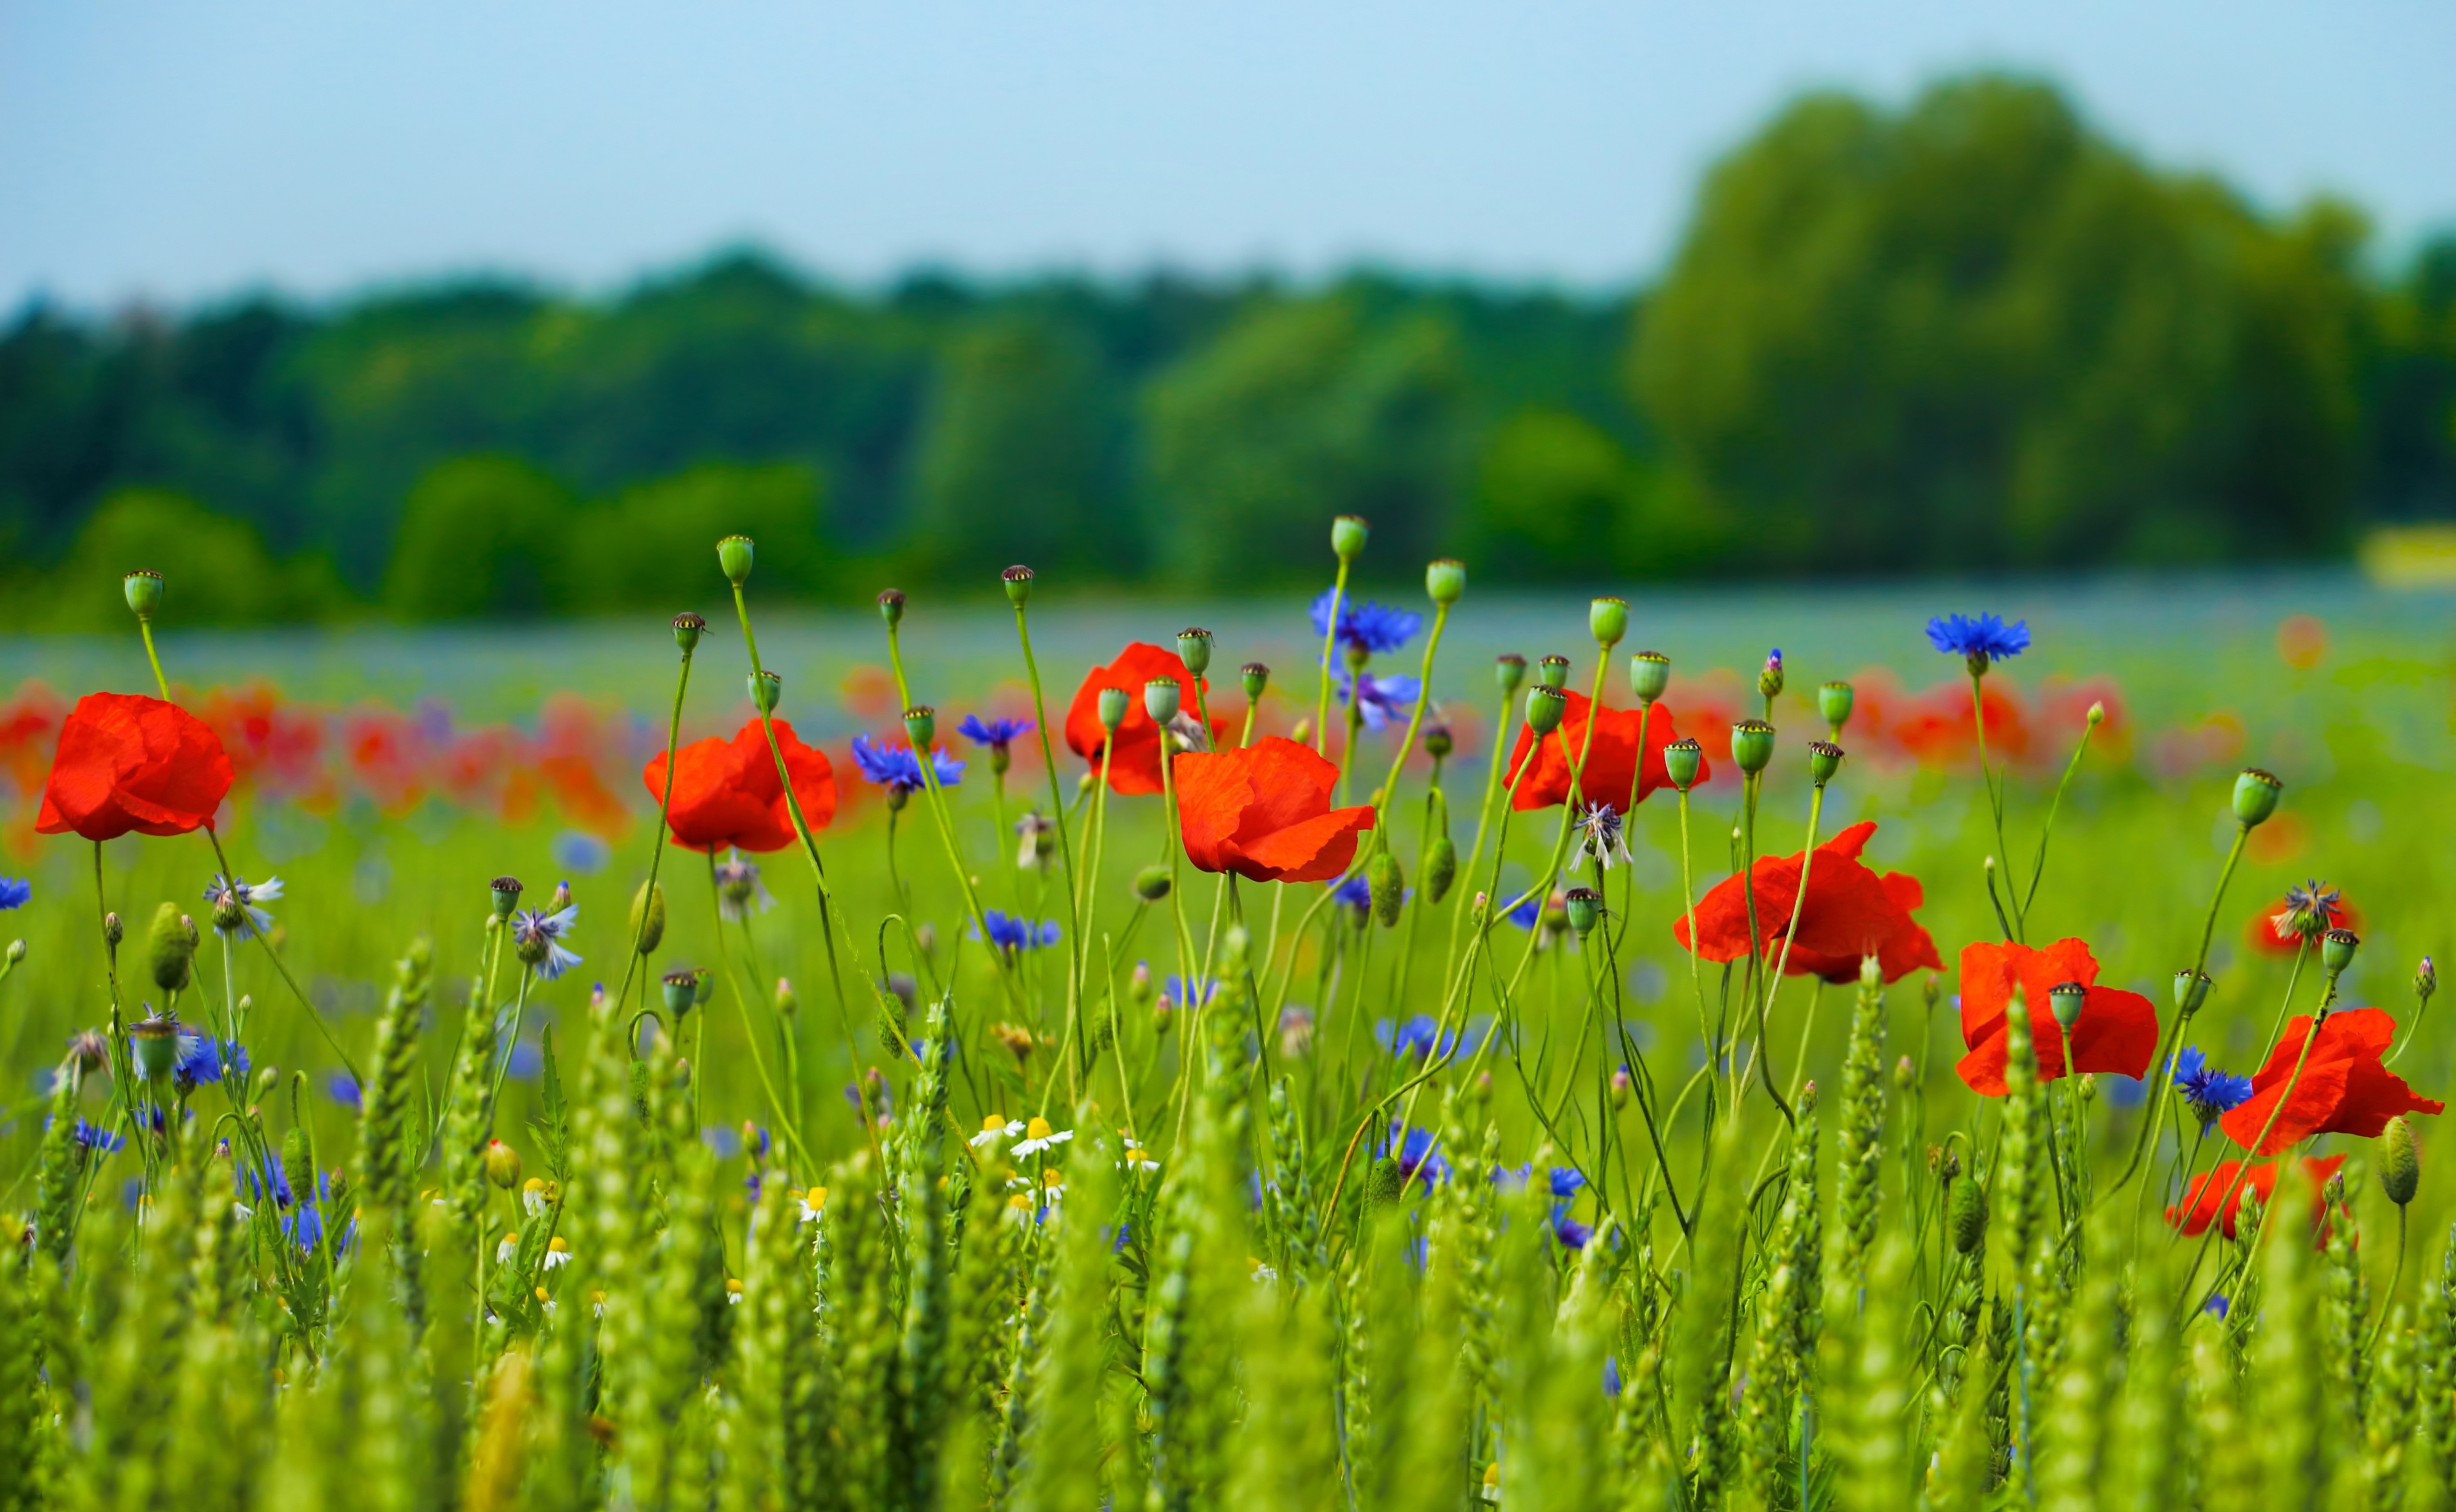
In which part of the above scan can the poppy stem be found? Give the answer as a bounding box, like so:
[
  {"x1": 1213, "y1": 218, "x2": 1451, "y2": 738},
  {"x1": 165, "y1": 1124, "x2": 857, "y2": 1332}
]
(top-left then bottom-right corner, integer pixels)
[
  {"x1": 485, "y1": 965, "x2": 535, "y2": 1126},
  {"x1": 613, "y1": 639, "x2": 694, "y2": 1016},
  {"x1": 136, "y1": 617, "x2": 171, "y2": 703},
  {"x1": 2173, "y1": 1007, "x2": 2331, "y2": 1319},
  {"x1": 2366, "y1": 1204, "x2": 2408, "y2": 1353},
  {"x1": 1442, "y1": 679, "x2": 1520, "y2": 986},
  {"x1": 2260, "y1": 937, "x2": 2315, "y2": 1064},
  {"x1": 1011, "y1": 597, "x2": 1087, "y2": 1043},
  {"x1": 2104, "y1": 824, "x2": 2247, "y2": 1202},
  {"x1": 1736, "y1": 772, "x2": 1797, "y2": 1131},
  {"x1": 1313, "y1": 562, "x2": 1351, "y2": 759}
]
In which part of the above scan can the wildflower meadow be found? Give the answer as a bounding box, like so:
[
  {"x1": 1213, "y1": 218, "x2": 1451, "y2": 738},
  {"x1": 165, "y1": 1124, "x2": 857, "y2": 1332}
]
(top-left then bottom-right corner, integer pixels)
[{"x1": 3, "y1": 521, "x2": 2454, "y2": 1512}]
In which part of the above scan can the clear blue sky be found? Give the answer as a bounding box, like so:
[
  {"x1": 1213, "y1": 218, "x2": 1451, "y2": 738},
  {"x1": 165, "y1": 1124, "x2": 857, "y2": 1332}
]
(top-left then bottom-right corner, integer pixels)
[{"x1": 3, "y1": 0, "x2": 2450, "y2": 310}]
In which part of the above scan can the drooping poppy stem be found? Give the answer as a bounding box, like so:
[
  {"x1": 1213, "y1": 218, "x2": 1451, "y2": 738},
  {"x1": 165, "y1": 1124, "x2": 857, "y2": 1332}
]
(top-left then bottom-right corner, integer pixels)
[{"x1": 613, "y1": 635, "x2": 695, "y2": 1016}]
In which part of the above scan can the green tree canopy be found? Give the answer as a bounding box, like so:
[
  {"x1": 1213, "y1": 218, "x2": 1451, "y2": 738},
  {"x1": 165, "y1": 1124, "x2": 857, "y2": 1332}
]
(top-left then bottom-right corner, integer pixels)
[
  {"x1": 566, "y1": 461, "x2": 829, "y2": 613},
  {"x1": 912, "y1": 316, "x2": 1111, "y2": 579},
  {"x1": 384, "y1": 456, "x2": 575, "y2": 619},
  {"x1": 42, "y1": 488, "x2": 346, "y2": 629},
  {"x1": 1634, "y1": 75, "x2": 2368, "y2": 571}
]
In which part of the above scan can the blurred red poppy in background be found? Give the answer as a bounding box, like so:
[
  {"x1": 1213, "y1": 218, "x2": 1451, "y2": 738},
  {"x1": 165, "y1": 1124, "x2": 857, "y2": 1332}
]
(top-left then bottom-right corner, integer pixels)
[
  {"x1": 643, "y1": 718, "x2": 837, "y2": 853},
  {"x1": 38, "y1": 691, "x2": 233, "y2": 840}
]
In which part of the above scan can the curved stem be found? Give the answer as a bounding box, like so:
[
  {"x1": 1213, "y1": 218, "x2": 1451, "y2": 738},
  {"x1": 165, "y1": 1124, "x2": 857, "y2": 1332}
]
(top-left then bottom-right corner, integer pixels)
[{"x1": 615, "y1": 645, "x2": 694, "y2": 1013}]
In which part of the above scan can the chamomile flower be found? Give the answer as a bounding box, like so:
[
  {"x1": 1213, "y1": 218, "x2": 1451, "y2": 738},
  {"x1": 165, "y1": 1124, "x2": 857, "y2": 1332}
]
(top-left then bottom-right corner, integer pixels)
[
  {"x1": 1012, "y1": 1116, "x2": 1073, "y2": 1156},
  {"x1": 497, "y1": 1232, "x2": 519, "y2": 1264},
  {"x1": 542, "y1": 1236, "x2": 572, "y2": 1270},
  {"x1": 521, "y1": 1177, "x2": 552, "y2": 1217},
  {"x1": 971, "y1": 1114, "x2": 1025, "y2": 1148}
]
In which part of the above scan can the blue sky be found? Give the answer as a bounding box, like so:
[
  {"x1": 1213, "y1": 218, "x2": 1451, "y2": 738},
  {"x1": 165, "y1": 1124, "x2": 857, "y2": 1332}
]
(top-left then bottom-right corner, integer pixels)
[{"x1": 3, "y1": 0, "x2": 2450, "y2": 309}]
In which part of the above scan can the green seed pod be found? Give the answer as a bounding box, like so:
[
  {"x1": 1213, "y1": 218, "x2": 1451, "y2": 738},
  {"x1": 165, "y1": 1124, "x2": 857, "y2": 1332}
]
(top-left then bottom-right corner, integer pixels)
[
  {"x1": 2322, "y1": 928, "x2": 2359, "y2": 977},
  {"x1": 147, "y1": 900, "x2": 196, "y2": 994},
  {"x1": 2173, "y1": 969, "x2": 2212, "y2": 1016},
  {"x1": 716, "y1": 534, "x2": 755, "y2": 586},
  {"x1": 1807, "y1": 739, "x2": 1844, "y2": 787},
  {"x1": 1630, "y1": 650, "x2": 1671, "y2": 704},
  {"x1": 662, "y1": 967, "x2": 700, "y2": 1017},
  {"x1": 1142, "y1": 677, "x2": 1181, "y2": 726},
  {"x1": 2049, "y1": 980, "x2": 2088, "y2": 1031},
  {"x1": 1425, "y1": 835, "x2": 1458, "y2": 904},
  {"x1": 1731, "y1": 719, "x2": 1776, "y2": 775},
  {"x1": 902, "y1": 705, "x2": 936, "y2": 750},
  {"x1": 490, "y1": 875, "x2": 523, "y2": 918},
  {"x1": 1240, "y1": 661, "x2": 1269, "y2": 700},
  {"x1": 1097, "y1": 685, "x2": 1130, "y2": 730},
  {"x1": 630, "y1": 880, "x2": 666, "y2": 954},
  {"x1": 1331, "y1": 514, "x2": 1369, "y2": 563},
  {"x1": 1001, "y1": 563, "x2": 1033, "y2": 606},
  {"x1": 1818, "y1": 679, "x2": 1855, "y2": 734},
  {"x1": 749, "y1": 670, "x2": 782, "y2": 714},
  {"x1": 1134, "y1": 864, "x2": 1172, "y2": 902},
  {"x1": 1949, "y1": 1176, "x2": 1988, "y2": 1255},
  {"x1": 878, "y1": 587, "x2": 906, "y2": 626},
  {"x1": 1176, "y1": 627, "x2": 1214, "y2": 678},
  {"x1": 129, "y1": 1013, "x2": 180, "y2": 1081},
  {"x1": 671, "y1": 611, "x2": 705, "y2": 653},
  {"x1": 1563, "y1": 886, "x2": 1602, "y2": 938},
  {"x1": 1425, "y1": 557, "x2": 1465, "y2": 606},
  {"x1": 1525, "y1": 686, "x2": 1568, "y2": 737},
  {"x1": 2233, "y1": 767, "x2": 2283, "y2": 828},
  {"x1": 1422, "y1": 722, "x2": 1452, "y2": 760},
  {"x1": 1664, "y1": 736, "x2": 1704, "y2": 792},
  {"x1": 2382, "y1": 1116, "x2": 2419, "y2": 1206},
  {"x1": 1536, "y1": 654, "x2": 1571, "y2": 691},
  {"x1": 1369, "y1": 849, "x2": 1404, "y2": 927},
  {"x1": 123, "y1": 569, "x2": 164, "y2": 619},
  {"x1": 1495, "y1": 654, "x2": 1527, "y2": 696},
  {"x1": 1588, "y1": 596, "x2": 1628, "y2": 649}
]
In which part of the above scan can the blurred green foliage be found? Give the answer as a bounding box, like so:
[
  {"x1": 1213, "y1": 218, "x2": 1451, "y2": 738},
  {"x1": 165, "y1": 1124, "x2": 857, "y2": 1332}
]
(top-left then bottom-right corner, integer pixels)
[{"x1": 1, "y1": 72, "x2": 2452, "y2": 616}]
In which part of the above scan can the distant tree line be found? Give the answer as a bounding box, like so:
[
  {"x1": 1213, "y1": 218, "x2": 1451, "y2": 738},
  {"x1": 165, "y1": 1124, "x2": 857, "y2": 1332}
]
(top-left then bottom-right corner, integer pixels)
[{"x1": 2, "y1": 74, "x2": 2452, "y2": 624}]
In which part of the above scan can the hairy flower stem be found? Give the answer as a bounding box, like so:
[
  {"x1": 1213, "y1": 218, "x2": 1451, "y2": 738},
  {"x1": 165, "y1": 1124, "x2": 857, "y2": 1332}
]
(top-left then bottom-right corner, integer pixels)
[
  {"x1": 613, "y1": 637, "x2": 695, "y2": 1013},
  {"x1": 1010, "y1": 596, "x2": 1087, "y2": 1012},
  {"x1": 1056, "y1": 741, "x2": 1119, "y2": 1117},
  {"x1": 2018, "y1": 714, "x2": 2098, "y2": 917},
  {"x1": 1735, "y1": 771, "x2": 1795, "y2": 1130},
  {"x1": 1313, "y1": 558, "x2": 1351, "y2": 757},
  {"x1": 1444, "y1": 680, "x2": 1521, "y2": 983},
  {"x1": 1968, "y1": 669, "x2": 2023, "y2": 942},
  {"x1": 2105, "y1": 823, "x2": 2247, "y2": 1201},
  {"x1": 2176, "y1": 1006, "x2": 2333, "y2": 1318}
]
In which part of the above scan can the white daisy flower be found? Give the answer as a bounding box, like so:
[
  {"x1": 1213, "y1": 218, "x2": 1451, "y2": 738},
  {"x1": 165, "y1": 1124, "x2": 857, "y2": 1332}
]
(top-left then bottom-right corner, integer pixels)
[
  {"x1": 542, "y1": 1237, "x2": 572, "y2": 1270},
  {"x1": 1012, "y1": 1116, "x2": 1073, "y2": 1156},
  {"x1": 970, "y1": 1114, "x2": 1025, "y2": 1149}
]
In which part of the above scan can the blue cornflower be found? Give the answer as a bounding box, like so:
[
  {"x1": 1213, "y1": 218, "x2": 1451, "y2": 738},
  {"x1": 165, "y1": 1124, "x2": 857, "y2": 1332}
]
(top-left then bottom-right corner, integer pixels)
[
  {"x1": 2171, "y1": 1046, "x2": 2254, "y2": 1125},
  {"x1": 0, "y1": 877, "x2": 29, "y2": 910},
  {"x1": 1163, "y1": 974, "x2": 1217, "y2": 1007},
  {"x1": 1926, "y1": 613, "x2": 2030, "y2": 666},
  {"x1": 2204, "y1": 1293, "x2": 2230, "y2": 1319},
  {"x1": 1503, "y1": 894, "x2": 1541, "y2": 929},
  {"x1": 503, "y1": 1038, "x2": 544, "y2": 1082},
  {"x1": 1331, "y1": 874, "x2": 1373, "y2": 921},
  {"x1": 1336, "y1": 671, "x2": 1421, "y2": 732},
  {"x1": 1551, "y1": 1205, "x2": 1594, "y2": 1249},
  {"x1": 174, "y1": 1035, "x2": 249, "y2": 1090},
  {"x1": 1603, "y1": 1355, "x2": 1623, "y2": 1398},
  {"x1": 1548, "y1": 1166, "x2": 1586, "y2": 1199},
  {"x1": 1378, "y1": 1121, "x2": 1450, "y2": 1187},
  {"x1": 551, "y1": 830, "x2": 611, "y2": 875},
  {"x1": 511, "y1": 902, "x2": 583, "y2": 980},
  {"x1": 1374, "y1": 1014, "x2": 1456, "y2": 1059},
  {"x1": 702, "y1": 1124, "x2": 744, "y2": 1159},
  {"x1": 327, "y1": 1073, "x2": 362, "y2": 1110},
  {"x1": 851, "y1": 734, "x2": 964, "y2": 796},
  {"x1": 983, "y1": 909, "x2": 1061, "y2": 953},
  {"x1": 957, "y1": 714, "x2": 1035, "y2": 752},
  {"x1": 203, "y1": 874, "x2": 283, "y2": 938},
  {"x1": 240, "y1": 1156, "x2": 295, "y2": 1210},
  {"x1": 1310, "y1": 588, "x2": 1422, "y2": 658},
  {"x1": 61, "y1": 1117, "x2": 123, "y2": 1155}
]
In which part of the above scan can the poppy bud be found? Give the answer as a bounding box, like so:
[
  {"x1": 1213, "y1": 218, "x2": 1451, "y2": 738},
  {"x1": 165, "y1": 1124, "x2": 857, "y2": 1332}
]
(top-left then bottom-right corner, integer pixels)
[
  {"x1": 1731, "y1": 720, "x2": 1775, "y2": 775},
  {"x1": 1563, "y1": 886, "x2": 1602, "y2": 938},
  {"x1": 1426, "y1": 558, "x2": 1466, "y2": 605},
  {"x1": 281, "y1": 1128, "x2": 312, "y2": 1202},
  {"x1": 878, "y1": 588, "x2": 906, "y2": 627},
  {"x1": 1331, "y1": 514, "x2": 1369, "y2": 563},
  {"x1": 1589, "y1": 597, "x2": 1628, "y2": 649},
  {"x1": 123, "y1": 569, "x2": 164, "y2": 620},
  {"x1": 661, "y1": 968, "x2": 700, "y2": 1018},
  {"x1": 1002, "y1": 564, "x2": 1034, "y2": 606},
  {"x1": 2418, "y1": 956, "x2": 2437, "y2": 1005},
  {"x1": 1151, "y1": 994, "x2": 1173, "y2": 1036},
  {"x1": 1176, "y1": 628, "x2": 1213, "y2": 678},
  {"x1": 1818, "y1": 681, "x2": 1854, "y2": 734},
  {"x1": 2049, "y1": 980, "x2": 2087, "y2": 1031},
  {"x1": 1422, "y1": 723, "x2": 1452, "y2": 760},
  {"x1": 1495, "y1": 654, "x2": 1527, "y2": 696},
  {"x1": 1425, "y1": 835, "x2": 1458, "y2": 904},
  {"x1": 671, "y1": 611, "x2": 705, "y2": 654},
  {"x1": 2323, "y1": 928, "x2": 2359, "y2": 977},
  {"x1": 750, "y1": 671, "x2": 782, "y2": 715},
  {"x1": 1240, "y1": 662, "x2": 1269, "y2": 700},
  {"x1": 1525, "y1": 686, "x2": 1567, "y2": 737},
  {"x1": 1143, "y1": 677, "x2": 1181, "y2": 726},
  {"x1": 1134, "y1": 864, "x2": 1172, "y2": 902},
  {"x1": 2087, "y1": 701, "x2": 2106, "y2": 728},
  {"x1": 1664, "y1": 737, "x2": 1703, "y2": 792},
  {"x1": 129, "y1": 1013, "x2": 179, "y2": 1081},
  {"x1": 103, "y1": 911, "x2": 123, "y2": 950},
  {"x1": 1366, "y1": 1156, "x2": 1401, "y2": 1210},
  {"x1": 2173, "y1": 968, "x2": 2212, "y2": 1016},
  {"x1": 148, "y1": 901, "x2": 196, "y2": 994},
  {"x1": 1128, "y1": 961, "x2": 1153, "y2": 1005},
  {"x1": 1630, "y1": 651, "x2": 1671, "y2": 705},
  {"x1": 491, "y1": 877, "x2": 524, "y2": 918},
  {"x1": 774, "y1": 977, "x2": 798, "y2": 1018},
  {"x1": 2384, "y1": 1116, "x2": 2420, "y2": 1206},
  {"x1": 903, "y1": 705, "x2": 936, "y2": 750},
  {"x1": 484, "y1": 1139, "x2": 523, "y2": 1190},
  {"x1": 1806, "y1": 740, "x2": 1843, "y2": 788},
  {"x1": 2232, "y1": 767, "x2": 2283, "y2": 828},
  {"x1": 1536, "y1": 654, "x2": 1571, "y2": 691},
  {"x1": 1757, "y1": 649, "x2": 1784, "y2": 702},
  {"x1": 1369, "y1": 850, "x2": 1404, "y2": 927},
  {"x1": 1949, "y1": 1176, "x2": 1988, "y2": 1255},
  {"x1": 716, "y1": 535, "x2": 755, "y2": 587},
  {"x1": 630, "y1": 881, "x2": 666, "y2": 954}
]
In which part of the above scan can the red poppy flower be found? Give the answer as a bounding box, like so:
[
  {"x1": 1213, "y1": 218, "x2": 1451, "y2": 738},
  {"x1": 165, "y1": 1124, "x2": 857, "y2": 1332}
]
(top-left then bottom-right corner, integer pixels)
[
  {"x1": 2166, "y1": 1154, "x2": 2346, "y2": 1239},
  {"x1": 2217, "y1": 1007, "x2": 2444, "y2": 1155},
  {"x1": 642, "y1": 718, "x2": 838, "y2": 853},
  {"x1": 2244, "y1": 886, "x2": 2364, "y2": 957},
  {"x1": 1671, "y1": 821, "x2": 1939, "y2": 984},
  {"x1": 37, "y1": 691, "x2": 235, "y2": 840},
  {"x1": 1064, "y1": 642, "x2": 1211, "y2": 797},
  {"x1": 1502, "y1": 690, "x2": 1706, "y2": 812},
  {"x1": 1953, "y1": 938, "x2": 2160, "y2": 1095},
  {"x1": 1174, "y1": 736, "x2": 1376, "y2": 885}
]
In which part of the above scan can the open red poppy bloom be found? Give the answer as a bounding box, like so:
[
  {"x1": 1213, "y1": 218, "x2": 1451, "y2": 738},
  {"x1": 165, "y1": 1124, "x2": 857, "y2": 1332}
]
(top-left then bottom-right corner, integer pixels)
[
  {"x1": 2167, "y1": 1154, "x2": 2346, "y2": 1239},
  {"x1": 1502, "y1": 690, "x2": 1705, "y2": 812},
  {"x1": 2244, "y1": 888, "x2": 2364, "y2": 957},
  {"x1": 1954, "y1": 938, "x2": 2160, "y2": 1095},
  {"x1": 1174, "y1": 736, "x2": 1376, "y2": 884},
  {"x1": 2218, "y1": 1007, "x2": 2443, "y2": 1155},
  {"x1": 1064, "y1": 642, "x2": 1212, "y2": 797},
  {"x1": 642, "y1": 718, "x2": 838, "y2": 853},
  {"x1": 1671, "y1": 821, "x2": 1939, "y2": 984},
  {"x1": 38, "y1": 691, "x2": 234, "y2": 840}
]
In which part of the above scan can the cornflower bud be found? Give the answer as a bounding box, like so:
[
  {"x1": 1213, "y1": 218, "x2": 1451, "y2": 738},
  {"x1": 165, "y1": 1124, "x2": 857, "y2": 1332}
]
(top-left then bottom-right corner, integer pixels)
[
  {"x1": 2173, "y1": 968, "x2": 2212, "y2": 1016},
  {"x1": 1151, "y1": 994, "x2": 1173, "y2": 1036},
  {"x1": 491, "y1": 877, "x2": 524, "y2": 918},
  {"x1": 1588, "y1": 596, "x2": 1628, "y2": 649},
  {"x1": 2232, "y1": 767, "x2": 2283, "y2": 828},
  {"x1": 1422, "y1": 723, "x2": 1453, "y2": 760},
  {"x1": 1664, "y1": 736, "x2": 1703, "y2": 792},
  {"x1": 1097, "y1": 686, "x2": 1130, "y2": 731},
  {"x1": 484, "y1": 1139, "x2": 523, "y2": 1189},
  {"x1": 1002, "y1": 565, "x2": 1033, "y2": 606},
  {"x1": 1536, "y1": 654, "x2": 1571, "y2": 691},
  {"x1": 1610, "y1": 1064, "x2": 1632, "y2": 1108},
  {"x1": 549, "y1": 879, "x2": 571, "y2": 912},
  {"x1": 123, "y1": 569, "x2": 164, "y2": 620},
  {"x1": 1128, "y1": 960, "x2": 1153, "y2": 1005},
  {"x1": 1525, "y1": 686, "x2": 1566, "y2": 737},
  {"x1": 630, "y1": 881, "x2": 666, "y2": 954},
  {"x1": 1134, "y1": 864, "x2": 1172, "y2": 902},
  {"x1": 1495, "y1": 654, "x2": 1527, "y2": 697},
  {"x1": 2323, "y1": 927, "x2": 2359, "y2": 977},
  {"x1": 1630, "y1": 650, "x2": 1671, "y2": 704},
  {"x1": 1757, "y1": 648, "x2": 1784, "y2": 701},
  {"x1": 716, "y1": 535, "x2": 755, "y2": 586},
  {"x1": 1893, "y1": 1055, "x2": 1917, "y2": 1094},
  {"x1": 1176, "y1": 628, "x2": 1213, "y2": 677},
  {"x1": 129, "y1": 1014, "x2": 180, "y2": 1081},
  {"x1": 1731, "y1": 719, "x2": 1775, "y2": 775},
  {"x1": 1563, "y1": 886, "x2": 1602, "y2": 938},
  {"x1": 750, "y1": 670, "x2": 782, "y2": 715},
  {"x1": 903, "y1": 705, "x2": 936, "y2": 750},
  {"x1": 2418, "y1": 956, "x2": 2437, "y2": 1005},
  {"x1": 148, "y1": 901, "x2": 195, "y2": 994},
  {"x1": 671, "y1": 611, "x2": 704, "y2": 653},
  {"x1": 1818, "y1": 680, "x2": 1854, "y2": 734},
  {"x1": 1331, "y1": 514, "x2": 1369, "y2": 563},
  {"x1": 1426, "y1": 558, "x2": 1465, "y2": 605},
  {"x1": 2049, "y1": 980, "x2": 2088, "y2": 1031},
  {"x1": 1240, "y1": 662, "x2": 1269, "y2": 700},
  {"x1": 1425, "y1": 835, "x2": 1458, "y2": 903},
  {"x1": 1806, "y1": 739, "x2": 1843, "y2": 787},
  {"x1": 103, "y1": 911, "x2": 123, "y2": 950},
  {"x1": 878, "y1": 588, "x2": 906, "y2": 626},
  {"x1": 69, "y1": 1030, "x2": 108, "y2": 1076},
  {"x1": 2383, "y1": 1116, "x2": 2420, "y2": 1206},
  {"x1": 1143, "y1": 677, "x2": 1181, "y2": 726},
  {"x1": 775, "y1": 977, "x2": 798, "y2": 1018}
]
